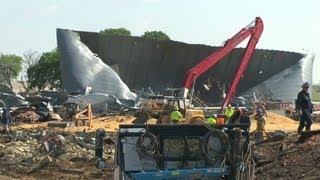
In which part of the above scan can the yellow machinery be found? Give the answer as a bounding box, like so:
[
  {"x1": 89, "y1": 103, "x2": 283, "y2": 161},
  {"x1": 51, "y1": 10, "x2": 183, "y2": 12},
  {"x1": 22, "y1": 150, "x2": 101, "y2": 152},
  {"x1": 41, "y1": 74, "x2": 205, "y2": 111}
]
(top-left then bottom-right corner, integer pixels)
[
  {"x1": 73, "y1": 103, "x2": 93, "y2": 127},
  {"x1": 140, "y1": 97, "x2": 205, "y2": 124}
]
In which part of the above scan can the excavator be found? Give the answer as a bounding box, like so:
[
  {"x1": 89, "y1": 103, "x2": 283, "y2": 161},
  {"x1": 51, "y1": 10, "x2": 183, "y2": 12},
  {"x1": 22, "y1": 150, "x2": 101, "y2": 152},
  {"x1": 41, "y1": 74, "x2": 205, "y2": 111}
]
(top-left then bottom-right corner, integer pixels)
[
  {"x1": 116, "y1": 17, "x2": 264, "y2": 180},
  {"x1": 138, "y1": 17, "x2": 264, "y2": 124}
]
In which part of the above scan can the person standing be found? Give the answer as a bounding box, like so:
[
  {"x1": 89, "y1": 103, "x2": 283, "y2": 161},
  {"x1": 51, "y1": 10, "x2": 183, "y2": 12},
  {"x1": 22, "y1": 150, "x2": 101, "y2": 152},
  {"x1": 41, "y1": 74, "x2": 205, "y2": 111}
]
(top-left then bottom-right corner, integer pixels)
[
  {"x1": 224, "y1": 104, "x2": 234, "y2": 124},
  {"x1": 254, "y1": 108, "x2": 267, "y2": 143},
  {"x1": 170, "y1": 106, "x2": 183, "y2": 124},
  {"x1": 239, "y1": 108, "x2": 251, "y2": 132},
  {"x1": 239, "y1": 108, "x2": 251, "y2": 142},
  {"x1": 257, "y1": 102, "x2": 268, "y2": 117},
  {"x1": 228, "y1": 104, "x2": 242, "y2": 124},
  {"x1": 207, "y1": 114, "x2": 217, "y2": 125},
  {"x1": 296, "y1": 82, "x2": 314, "y2": 133},
  {"x1": 1, "y1": 107, "x2": 12, "y2": 133}
]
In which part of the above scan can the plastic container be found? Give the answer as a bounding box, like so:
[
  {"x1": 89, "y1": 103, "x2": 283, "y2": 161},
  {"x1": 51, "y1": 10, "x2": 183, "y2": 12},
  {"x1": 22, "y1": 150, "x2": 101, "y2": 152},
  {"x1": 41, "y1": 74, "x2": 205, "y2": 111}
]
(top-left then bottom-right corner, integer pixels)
[{"x1": 216, "y1": 117, "x2": 225, "y2": 124}]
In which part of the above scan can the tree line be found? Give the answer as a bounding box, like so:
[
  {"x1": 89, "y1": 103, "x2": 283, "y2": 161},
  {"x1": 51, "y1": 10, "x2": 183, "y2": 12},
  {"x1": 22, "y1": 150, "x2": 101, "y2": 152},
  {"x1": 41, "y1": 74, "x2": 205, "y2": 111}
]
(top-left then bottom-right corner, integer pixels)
[{"x1": 0, "y1": 28, "x2": 171, "y2": 93}]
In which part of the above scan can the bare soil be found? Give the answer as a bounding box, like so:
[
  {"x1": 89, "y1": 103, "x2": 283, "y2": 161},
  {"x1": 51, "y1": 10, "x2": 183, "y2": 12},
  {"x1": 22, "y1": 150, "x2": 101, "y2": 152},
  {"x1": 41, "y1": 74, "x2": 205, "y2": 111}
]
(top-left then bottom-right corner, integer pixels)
[{"x1": 2, "y1": 113, "x2": 320, "y2": 179}]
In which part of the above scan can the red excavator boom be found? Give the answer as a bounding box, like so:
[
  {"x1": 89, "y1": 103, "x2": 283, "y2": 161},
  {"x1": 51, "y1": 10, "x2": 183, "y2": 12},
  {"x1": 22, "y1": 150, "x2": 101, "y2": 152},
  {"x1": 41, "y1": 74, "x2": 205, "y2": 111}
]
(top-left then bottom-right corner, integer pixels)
[{"x1": 182, "y1": 17, "x2": 264, "y2": 110}]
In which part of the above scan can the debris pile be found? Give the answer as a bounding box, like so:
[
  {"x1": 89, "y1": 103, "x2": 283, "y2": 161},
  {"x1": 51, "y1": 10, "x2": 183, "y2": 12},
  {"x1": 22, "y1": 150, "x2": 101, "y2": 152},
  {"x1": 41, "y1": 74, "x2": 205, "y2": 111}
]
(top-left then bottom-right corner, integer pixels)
[
  {"x1": 0, "y1": 130, "x2": 116, "y2": 179},
  {"x1": 254, "y1": 133, "x2": 320, "y2": 179},
  {"x1": 11, "y1": 107, "x2": 41, "y2": 123}
]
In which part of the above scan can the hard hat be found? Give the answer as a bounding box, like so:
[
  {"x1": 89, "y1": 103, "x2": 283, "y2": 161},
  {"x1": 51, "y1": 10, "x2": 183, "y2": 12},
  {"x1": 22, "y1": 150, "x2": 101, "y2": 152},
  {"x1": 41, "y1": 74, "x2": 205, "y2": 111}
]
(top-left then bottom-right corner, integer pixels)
[
  {"x1": 227, "y1": 104, "x2": 232, "y2": 108},
  {"x1": 256, "y1": 108, "x2": 262, "y2": 114},
  {"x1": 213, "y1": 114, "x2": 217, "y2": 119},
  {"x1": 301, "y1": 82, "x2": 310, "y2": 88},
  {"x1": 173, "y1": 106, "x2": 178, "y2": 111},
  {"x1": 242, "y1": 108, "x2": 248, "y2": 112}
]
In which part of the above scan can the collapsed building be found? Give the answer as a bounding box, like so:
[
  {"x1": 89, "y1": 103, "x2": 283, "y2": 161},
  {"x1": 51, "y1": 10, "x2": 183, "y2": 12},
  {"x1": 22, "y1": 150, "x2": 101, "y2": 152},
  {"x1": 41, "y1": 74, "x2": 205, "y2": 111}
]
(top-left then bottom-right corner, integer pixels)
[{"x1": 56, "y1": 29, "x2": 315, "y2": 106}]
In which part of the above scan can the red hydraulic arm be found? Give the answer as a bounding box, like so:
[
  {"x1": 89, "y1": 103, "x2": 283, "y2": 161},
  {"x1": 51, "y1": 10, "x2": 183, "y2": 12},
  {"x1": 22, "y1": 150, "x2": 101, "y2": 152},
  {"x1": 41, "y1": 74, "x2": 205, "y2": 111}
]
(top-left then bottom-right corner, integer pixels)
[{"x1": 182, "y1": 17, "x2": 263, "y2": 110}]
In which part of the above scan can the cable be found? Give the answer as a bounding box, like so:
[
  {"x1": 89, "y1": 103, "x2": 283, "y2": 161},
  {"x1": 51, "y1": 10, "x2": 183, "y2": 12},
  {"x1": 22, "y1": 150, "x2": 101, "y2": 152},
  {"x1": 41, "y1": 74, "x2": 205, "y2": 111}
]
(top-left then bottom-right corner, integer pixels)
[
  {"x1": 202, "y1": 128, "x2": 230, "y2": 162},
  {"x1": 135, "y1": 132, "x2": 159, "y2": 162}
]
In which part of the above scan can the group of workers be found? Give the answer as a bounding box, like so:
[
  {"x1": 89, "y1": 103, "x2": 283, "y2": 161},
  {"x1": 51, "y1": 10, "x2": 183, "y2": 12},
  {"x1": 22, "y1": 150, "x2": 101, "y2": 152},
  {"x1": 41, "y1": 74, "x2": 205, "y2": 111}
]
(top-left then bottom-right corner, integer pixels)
[
  {"x1": 169, "y1": 102, "x2": 268, "y2": 142},
  {"x1": 169, "y1": 81, "x2": 314, "y2": 143}
]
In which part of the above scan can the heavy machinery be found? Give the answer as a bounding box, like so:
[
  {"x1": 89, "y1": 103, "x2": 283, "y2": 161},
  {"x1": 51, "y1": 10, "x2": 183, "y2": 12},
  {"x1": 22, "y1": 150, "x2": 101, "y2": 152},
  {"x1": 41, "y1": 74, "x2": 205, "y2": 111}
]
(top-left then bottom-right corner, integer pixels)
[
  {"x1": 136, "y1": 17, "x2": 264, "y2": 124},
  {"x1": 115, "y1": 124, "x2": 253, "y2": 180},
  {"x1": 116, "y1": 17, "x2": 263, "y2": 180},
  {"x1": 136, "y1": 93, "x2": 205, "y2": 124},
  {"x1": 182, "y1": 17, "x2": 263, "y2": 112}
]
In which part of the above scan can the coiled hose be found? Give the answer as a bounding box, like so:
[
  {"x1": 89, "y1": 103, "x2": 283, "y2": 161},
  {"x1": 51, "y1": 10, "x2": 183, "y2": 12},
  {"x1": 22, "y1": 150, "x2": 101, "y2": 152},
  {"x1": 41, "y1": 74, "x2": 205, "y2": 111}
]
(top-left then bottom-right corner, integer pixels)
[
  {"x1": 202, "y1": 129, "x2": 230, "y2": 162},
  {"x1": 136, "y1": 132, "x2": 159, "y2": 160}
]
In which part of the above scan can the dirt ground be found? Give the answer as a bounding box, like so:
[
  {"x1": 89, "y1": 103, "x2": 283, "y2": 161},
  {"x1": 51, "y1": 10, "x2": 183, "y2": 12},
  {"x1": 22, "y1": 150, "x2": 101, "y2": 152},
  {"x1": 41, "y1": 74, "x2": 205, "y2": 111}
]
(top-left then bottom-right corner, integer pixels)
[
  {"x1": 254, "y1": 133, "x2": 320, "y2": 180},
  {"x1": 12, "y1": 115, "x2": 136, "y2": 133},
  {"x1": 2, "y1": 112, "x2": 320, "y2": 179},
  {"x1": 251, "y1": 112, "x2": 320, "y2": 132}
]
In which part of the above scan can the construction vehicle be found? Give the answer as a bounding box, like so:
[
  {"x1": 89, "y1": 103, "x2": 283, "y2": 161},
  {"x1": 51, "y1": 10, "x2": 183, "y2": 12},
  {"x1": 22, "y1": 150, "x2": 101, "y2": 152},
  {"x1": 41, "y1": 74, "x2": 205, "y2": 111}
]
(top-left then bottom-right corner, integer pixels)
[
  {"x1": 182, "y1": 17, "x2": 263, "y2": 112},
  {"x1": 116, "y1": 17, "x2": 263, "y2": 180},
  {"x1": 136, "y1": 17, "x2": 263, "y2": 124},
  {"x1": 73, "y1": 103, "x2": 93, "y2": 127},
  {"x1": 136, "y1": 94, "x2": 205, "y2": 124},
  {"x1": 115, "y1": 124, "x2": 253, "y2": 180}
]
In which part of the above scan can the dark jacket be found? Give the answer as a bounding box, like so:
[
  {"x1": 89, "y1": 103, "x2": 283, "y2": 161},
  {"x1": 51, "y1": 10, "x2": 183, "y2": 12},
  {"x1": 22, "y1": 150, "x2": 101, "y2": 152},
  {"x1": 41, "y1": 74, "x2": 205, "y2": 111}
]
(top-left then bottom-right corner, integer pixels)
[
  {"x1": 1, "y1": 108, "x2": 12, "y2": 125},
  {"x1": 296, "y1": 91, "x2": 313, "y2": 113},
  {"x1": 239, "y1": 115, "x2": 251, "y2": 131}
]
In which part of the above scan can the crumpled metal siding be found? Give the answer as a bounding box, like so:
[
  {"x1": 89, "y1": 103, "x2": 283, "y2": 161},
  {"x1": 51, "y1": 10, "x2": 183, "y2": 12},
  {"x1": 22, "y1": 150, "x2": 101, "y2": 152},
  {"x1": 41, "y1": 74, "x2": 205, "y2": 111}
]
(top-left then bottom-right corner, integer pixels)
[
  {"x1": 58, "y1": 29, "x2": 312, "y2": 104},
  {"x1": 56, "y1": 29, "x2": 136, "y2": 100},
  {"x1": 241, "y1": 53, "x2": 315, "y2": 104},
  {"x1": 75, "y1": 30, "x2": 304, "y2": 104}
]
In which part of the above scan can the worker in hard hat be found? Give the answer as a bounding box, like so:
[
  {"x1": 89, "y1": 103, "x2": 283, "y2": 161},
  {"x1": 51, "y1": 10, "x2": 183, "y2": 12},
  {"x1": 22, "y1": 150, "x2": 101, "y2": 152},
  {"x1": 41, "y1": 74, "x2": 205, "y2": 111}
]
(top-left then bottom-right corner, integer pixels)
[
  {"x1": 254, "y1": 108, "x2": 267, "y2": 143},
  {"x1": 239, "y1": 108, "x2": 251, "y2": 142},
  {"x1": 170, "y1": 106, "x2": 183, "y2": 124},
  {"x1": 207, "y1": 113, "x2": 217, "y2": 125},
  {"x1": 239, "y1": 108, "x2": 251, "y2": 130},
  {"x1": 224, "y1": 104, "x2": 234, "y2": 124},
  {"x1": 296, "y1": 82, "x2": 314, "y2": 133},
  {"x1": 228, "y1": 104, "x2": 242, "y2": 124},
  {"x1": 257, "y1": 101, "x2": 267, "y2": 117}
]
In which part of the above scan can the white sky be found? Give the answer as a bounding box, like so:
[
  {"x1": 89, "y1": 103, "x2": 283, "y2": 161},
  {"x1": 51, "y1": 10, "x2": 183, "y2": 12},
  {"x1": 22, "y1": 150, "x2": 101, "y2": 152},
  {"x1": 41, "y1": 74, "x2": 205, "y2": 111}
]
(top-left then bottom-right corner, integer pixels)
[{"x1": 0, "y1": 0, "x2": 319, "y2": 83}]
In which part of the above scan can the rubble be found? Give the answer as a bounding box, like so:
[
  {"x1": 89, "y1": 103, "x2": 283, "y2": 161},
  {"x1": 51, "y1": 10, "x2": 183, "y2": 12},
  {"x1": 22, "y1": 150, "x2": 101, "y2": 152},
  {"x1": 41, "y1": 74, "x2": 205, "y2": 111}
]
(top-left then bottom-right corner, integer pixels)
[
  {"x1": 0, "y1": 129, "x2": 116, "y2": 179},
  {"x1": 254, "y1": 133, "x2": 320, "y2": 179}
]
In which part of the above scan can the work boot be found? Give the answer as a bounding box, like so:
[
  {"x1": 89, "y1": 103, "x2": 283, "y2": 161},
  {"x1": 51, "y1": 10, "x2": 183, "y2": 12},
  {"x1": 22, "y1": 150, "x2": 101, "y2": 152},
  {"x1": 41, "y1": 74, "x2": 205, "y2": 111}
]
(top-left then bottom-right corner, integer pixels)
[
  {"x1": 306, "y1": 123, "x2": 312, "y2": 131},
  {"x1": 297, "y1": 124, "x2": 305, "y2": 133},
  {"x1": 4, "y1": 125, "x2": 9, "y2": 134}
]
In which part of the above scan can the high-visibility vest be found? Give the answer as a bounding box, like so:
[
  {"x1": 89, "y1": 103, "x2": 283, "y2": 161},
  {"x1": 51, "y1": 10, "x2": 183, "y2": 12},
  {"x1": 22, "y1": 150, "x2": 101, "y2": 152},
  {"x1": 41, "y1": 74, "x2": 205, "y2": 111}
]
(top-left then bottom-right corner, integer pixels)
[
  {"x1": 170, "y1": 111, "x2": 183, "y2": 121},
  {"x1": 225, "y1": 108, "x2": 234, "y2": 118},
  {"x1": 207, "y1": 117, "x2": 217, "y2": 125}
]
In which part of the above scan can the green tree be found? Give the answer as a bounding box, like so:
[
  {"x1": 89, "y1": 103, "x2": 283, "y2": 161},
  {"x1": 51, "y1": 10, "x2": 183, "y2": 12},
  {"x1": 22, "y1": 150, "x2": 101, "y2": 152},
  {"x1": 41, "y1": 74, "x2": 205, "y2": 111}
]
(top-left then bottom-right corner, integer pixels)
[
  {"x1": 27, "y1": 49, "x2": 61, "y2": 90},
  {"x1": 142, "y1": 31, "x2": 170, "y2": 40},
  {"x1": 0, "y1": 54, "x2": 23, "y2": 88},
  {"x1": 100, "y1": 28, "x2": 131, "y2": 36}
]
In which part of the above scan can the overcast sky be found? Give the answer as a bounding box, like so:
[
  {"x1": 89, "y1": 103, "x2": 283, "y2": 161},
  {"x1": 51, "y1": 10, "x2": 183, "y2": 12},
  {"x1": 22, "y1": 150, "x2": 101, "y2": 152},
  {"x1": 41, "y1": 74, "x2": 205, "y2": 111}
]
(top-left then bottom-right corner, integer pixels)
[{"x1": 0, "y1": 0, "x2": 319, "y2": 83}]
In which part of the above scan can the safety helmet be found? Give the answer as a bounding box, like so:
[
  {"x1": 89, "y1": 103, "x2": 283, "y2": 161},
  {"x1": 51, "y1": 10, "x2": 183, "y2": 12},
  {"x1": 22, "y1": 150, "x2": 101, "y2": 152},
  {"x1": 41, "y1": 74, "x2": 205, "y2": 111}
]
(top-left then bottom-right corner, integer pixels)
[
  {"x1": 227, "y1": 104, "x2": 232, "y2": 108},
  {"x1": 301, "y1": 82, "x2": 310, "y2": 88},
  {"x1": 173, "y1": 106, "x2": 178, "y2": 111},
  {"x1": 256, "y1": 108, "x2": 262, "y2": 114},
  {"x1": 242, "y1": 108, "x2": 248, "y2": 112},
  {"x1": 213, "y1": 114, "x2": 217, "y2": 119}
]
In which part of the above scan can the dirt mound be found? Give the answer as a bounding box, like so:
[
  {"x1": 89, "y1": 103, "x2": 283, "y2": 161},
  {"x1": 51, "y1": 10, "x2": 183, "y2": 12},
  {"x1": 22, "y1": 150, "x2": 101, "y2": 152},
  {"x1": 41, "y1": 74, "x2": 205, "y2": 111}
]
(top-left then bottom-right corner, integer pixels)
[
  {"x1": 255, "y1": 133, "x2": 320, "y2": 179},
  {"x1": 251, "y1": 112, "x2": 320, "y2": 132},
  {"x1": 12, "y1": 115, "x2": 136, "y2": 133}
]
